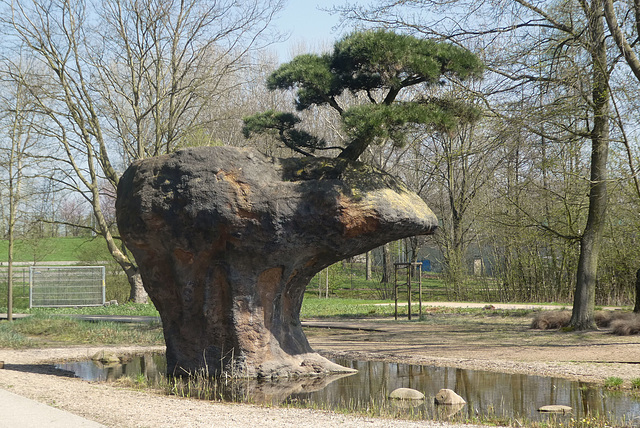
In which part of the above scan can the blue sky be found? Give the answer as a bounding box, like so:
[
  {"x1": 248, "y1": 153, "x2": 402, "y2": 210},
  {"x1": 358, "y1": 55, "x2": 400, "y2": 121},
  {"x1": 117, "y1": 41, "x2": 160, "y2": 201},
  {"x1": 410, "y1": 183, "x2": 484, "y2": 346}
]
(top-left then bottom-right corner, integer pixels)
[{"x1": 272, "y1": 1, "x2": 351, "y2": 61}]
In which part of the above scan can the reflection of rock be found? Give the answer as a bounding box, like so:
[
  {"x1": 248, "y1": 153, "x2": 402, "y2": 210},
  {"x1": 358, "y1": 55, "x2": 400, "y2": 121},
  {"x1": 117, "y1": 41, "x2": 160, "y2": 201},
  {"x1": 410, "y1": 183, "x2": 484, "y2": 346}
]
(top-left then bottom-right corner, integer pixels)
[
  {"x1": 91, "y1": 351, "x2": 120, "y2": 364},
  {"x1": 538, "y1": 405, "x2": 572, "y2": 413},
  {"x1": 243, "y1": 372, "x2": 356, "y2": 405},
  {"x1": 435, "y1": 402, "x2": 465, "y2": 418},
  {"x1": 434, "y1": 389, "x2": 466, "y2": 405},
  {"x1": 390, "y1": 399, "x2": 424, "y2": 410},
  {"x1": 171, "y1": 372, "x2": 355, "y2": 405},
  {"x1": 434, "y1": 389, "x2": 466, "y2": 419},
  {"x1": 389, "y1": 388, "x2": 425, "y2": 400},
  {"x1": 117, "y1": 146, "x2": 437, "y2": 378}
]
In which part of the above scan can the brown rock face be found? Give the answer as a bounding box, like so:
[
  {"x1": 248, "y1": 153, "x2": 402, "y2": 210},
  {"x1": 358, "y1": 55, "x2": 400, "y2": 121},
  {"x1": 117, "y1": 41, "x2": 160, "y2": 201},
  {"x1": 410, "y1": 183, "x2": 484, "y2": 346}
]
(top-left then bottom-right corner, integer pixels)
[{"x1": 116, "y1": 147, "x2": 437, "y2": 378}]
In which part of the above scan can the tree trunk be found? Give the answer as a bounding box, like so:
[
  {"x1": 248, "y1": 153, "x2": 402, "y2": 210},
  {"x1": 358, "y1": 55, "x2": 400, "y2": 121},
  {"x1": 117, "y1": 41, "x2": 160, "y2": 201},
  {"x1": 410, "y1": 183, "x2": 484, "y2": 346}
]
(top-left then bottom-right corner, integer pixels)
[
  {"x1": 128, "y1": 269, "x2": 147, "y2": 303},
  {"x1": 91, "y1": 194, "x2": 148, "y2": 303},
  {"x1": 571, "y1": 234, "x2": 600, "y2": 329},
  {"x1": 570, "y1": 0, "x2": 609, "y2": 330},
  {"x1": 634, "y1": 268, "x2": 640, "y2": 313},
  {"x1": 366, "y1": 251, "x2": 372, "y2": 280},
  {"x1": 7, "y1": 173, "x2": 15, "y2": 322},
  {"x1": 381, "y1": 243, "x2": 392, "y2": 283},
  {"x1": 443, "y1": 208, "x2": 465, "y2": 297},
  {"x1": 6, "y1": 235, "x2": 13, "y2": 322},
  {"x1": 337, "y1": 136, "x2": 370, "y2": 162}
]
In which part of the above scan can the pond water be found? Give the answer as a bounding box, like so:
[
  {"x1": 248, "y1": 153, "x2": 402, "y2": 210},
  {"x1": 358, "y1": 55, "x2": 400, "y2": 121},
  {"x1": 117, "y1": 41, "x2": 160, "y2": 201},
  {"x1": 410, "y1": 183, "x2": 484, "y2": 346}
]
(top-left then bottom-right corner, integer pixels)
[{"x1": 55, "y1": 355, "x2": 640, "y2": 426}]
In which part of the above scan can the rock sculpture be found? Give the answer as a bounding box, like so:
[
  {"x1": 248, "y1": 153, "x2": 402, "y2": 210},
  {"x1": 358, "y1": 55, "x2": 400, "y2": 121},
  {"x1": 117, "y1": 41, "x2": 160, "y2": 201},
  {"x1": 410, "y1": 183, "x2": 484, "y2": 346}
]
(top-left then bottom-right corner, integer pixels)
[{"x1": 116, "y1": 146, "x2": 437, "y2": 378}]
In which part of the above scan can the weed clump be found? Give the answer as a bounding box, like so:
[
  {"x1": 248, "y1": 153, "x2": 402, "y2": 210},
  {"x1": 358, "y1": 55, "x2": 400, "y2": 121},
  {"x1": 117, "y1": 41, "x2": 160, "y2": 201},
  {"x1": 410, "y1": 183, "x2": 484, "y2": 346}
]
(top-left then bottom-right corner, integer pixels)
[
  {"x1": 531, "y1": 310, "x2": 640, "y2": 334},
  {"x1": 530, "y1": 310, "x2": 571, "y2": 329},
  {"x1": 610, "y1": 314, "x2": 640, "y2": 335},
  {"x1": 594, "y1": 311, "x2": 636, "y2": 328}
]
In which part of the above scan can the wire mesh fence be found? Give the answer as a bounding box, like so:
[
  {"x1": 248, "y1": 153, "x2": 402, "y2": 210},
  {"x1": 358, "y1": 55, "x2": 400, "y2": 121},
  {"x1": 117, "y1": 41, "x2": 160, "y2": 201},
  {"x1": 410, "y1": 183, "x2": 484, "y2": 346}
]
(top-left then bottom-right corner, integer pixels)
[{"x1": 29, "y1": 266, "x2": 105, "y2": 308}]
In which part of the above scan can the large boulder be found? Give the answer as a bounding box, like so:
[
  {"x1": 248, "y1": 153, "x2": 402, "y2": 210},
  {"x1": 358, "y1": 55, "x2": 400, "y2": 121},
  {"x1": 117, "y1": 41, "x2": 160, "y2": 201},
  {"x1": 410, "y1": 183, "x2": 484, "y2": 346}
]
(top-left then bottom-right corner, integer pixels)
[
  {"x1": 116, "y1": 146, "x2": 437, "y2": 378},
  {"x1": 434, "y1": 388, "x2": 466, "y2": 405},
  {"x1": 389, "y1": 387, "x2": 425, "y2": 400},
  {"x1": 538, "y1": 405, "x2": 572, "y2": 413}
]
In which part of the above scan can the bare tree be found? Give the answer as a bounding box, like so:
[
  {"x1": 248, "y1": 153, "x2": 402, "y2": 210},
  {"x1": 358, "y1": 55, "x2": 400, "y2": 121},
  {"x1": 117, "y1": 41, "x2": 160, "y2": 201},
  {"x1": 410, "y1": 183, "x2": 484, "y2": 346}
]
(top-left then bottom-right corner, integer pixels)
[
  {"x1": 336, "y1": 0, "x2": 614, "y2": 329},
  {"x1": 0, "y1": 59, "x2": 42, "y2": 320},
  {"x1": 421, "y1": 119, "x2": 506, "y2": 295},
  {"x1": 603, "y1": 0, "x2": 640, "y2": 312},
  {"x1": 0, "y1": 0, "x2": 284, "y2": 302}
]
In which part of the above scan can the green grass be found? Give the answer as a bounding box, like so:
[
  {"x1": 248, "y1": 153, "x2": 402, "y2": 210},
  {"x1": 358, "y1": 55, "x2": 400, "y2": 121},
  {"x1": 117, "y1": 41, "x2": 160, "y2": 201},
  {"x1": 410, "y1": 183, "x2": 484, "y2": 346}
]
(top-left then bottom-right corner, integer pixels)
[
  {"x1": 28, "y1": 302, "x2": 159, "y2": 316},
  {"x1": 0, "y1": 326, "x2": 31, "y2": 348},
  {"x1": 0, "y1": 237, "x2": 112, "y2": 263},
  {"x1": 0, "y1": 313, "x2": 164, "y2": 348},
  {"x1": 5, "y1": 298, "x2": 534, "y2": 320},
  {"x1": 300, "y1": 297, "x2": 395, "y2": 318},
  {"x1": 299, "y1": 297, "x2": 537, "y2": 319}
]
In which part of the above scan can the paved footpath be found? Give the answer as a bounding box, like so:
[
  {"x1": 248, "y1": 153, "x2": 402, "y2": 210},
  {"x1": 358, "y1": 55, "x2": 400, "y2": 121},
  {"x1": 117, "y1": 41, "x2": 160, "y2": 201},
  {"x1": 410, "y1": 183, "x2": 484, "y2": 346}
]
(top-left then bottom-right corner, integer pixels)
[{"x1": 0, "y1": 388, "x2": 106, "y2": 428}]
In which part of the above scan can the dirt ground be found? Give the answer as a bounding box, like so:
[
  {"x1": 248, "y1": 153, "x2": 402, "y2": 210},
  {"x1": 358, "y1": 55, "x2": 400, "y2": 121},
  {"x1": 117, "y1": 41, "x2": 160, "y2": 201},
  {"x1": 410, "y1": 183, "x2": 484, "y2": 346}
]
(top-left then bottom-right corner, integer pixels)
[{"x1": 1, "y1": 310, "x2": 639, "y2": 427}]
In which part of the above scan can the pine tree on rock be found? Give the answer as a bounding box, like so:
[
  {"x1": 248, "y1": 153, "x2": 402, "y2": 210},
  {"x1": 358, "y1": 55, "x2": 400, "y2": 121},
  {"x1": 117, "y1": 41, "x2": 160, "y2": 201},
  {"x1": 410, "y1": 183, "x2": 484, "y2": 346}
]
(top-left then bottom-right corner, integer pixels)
[{"x1": 243, "y1": 30, "x2": 484, "y2": 162}]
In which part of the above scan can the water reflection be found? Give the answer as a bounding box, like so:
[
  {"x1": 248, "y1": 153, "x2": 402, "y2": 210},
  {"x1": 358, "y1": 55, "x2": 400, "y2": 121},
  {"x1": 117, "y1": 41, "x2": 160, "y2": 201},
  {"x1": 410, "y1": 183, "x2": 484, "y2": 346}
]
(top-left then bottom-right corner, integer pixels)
[
  {"x1": 56, "y1": 355, "x2": 640, "y2": 426},
  {"x1": 56, "y1": 353, "x2": 166, "y2": 384}
]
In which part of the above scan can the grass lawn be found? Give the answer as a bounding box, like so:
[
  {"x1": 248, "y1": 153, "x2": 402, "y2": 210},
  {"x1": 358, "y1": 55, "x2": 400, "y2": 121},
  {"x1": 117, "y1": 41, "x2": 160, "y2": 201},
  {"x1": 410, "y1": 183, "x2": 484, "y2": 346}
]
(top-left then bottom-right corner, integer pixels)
[
  {"x1": 0, "y1": 312, "x2": 164, "y2": 348},
  {"x1": 0, "y1": 236, "x2": 112, "y2": 263}
]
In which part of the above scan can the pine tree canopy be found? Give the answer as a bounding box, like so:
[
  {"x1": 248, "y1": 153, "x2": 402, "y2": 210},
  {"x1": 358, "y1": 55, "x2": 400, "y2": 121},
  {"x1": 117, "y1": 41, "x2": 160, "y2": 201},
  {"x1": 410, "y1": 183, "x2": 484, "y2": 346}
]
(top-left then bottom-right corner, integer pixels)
[{"x1": 243, "y1": 29, "x2": 484, "y2": 162}]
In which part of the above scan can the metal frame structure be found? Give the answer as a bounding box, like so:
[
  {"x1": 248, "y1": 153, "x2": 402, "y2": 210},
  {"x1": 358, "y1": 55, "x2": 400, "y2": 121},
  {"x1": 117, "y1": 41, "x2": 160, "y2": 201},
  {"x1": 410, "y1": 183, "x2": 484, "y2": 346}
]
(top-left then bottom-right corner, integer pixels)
[
  {"x1": 394, "y1": 262, "x2": 422, "y2": 320},
  {"x1": 29, "y1": 266, "x2": 105, "y2": 308}
]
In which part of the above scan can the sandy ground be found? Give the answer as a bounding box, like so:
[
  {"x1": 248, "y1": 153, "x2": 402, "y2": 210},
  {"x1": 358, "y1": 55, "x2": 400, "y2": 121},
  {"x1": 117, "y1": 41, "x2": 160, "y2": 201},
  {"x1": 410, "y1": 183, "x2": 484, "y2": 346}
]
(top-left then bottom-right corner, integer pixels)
[{"x1": 1, "y1": 311, "x2": 639, "y2": 427}]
